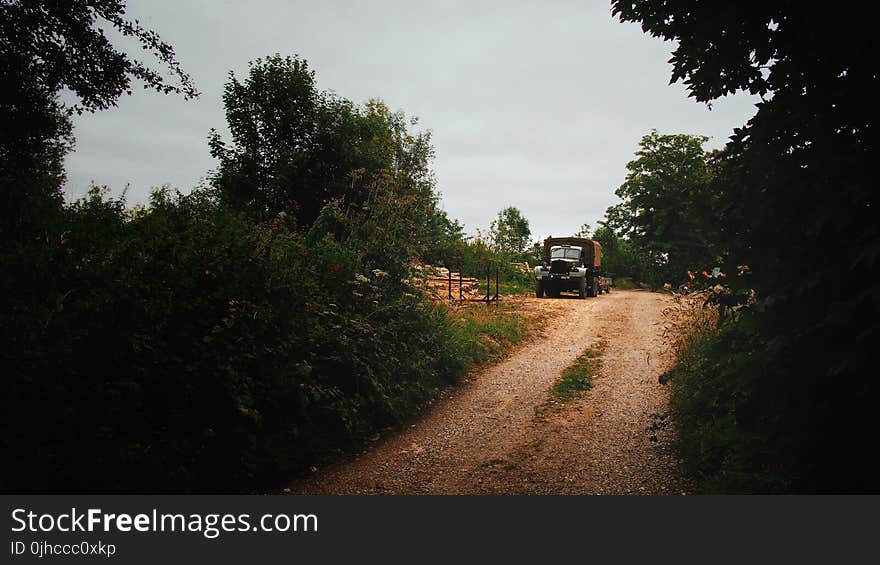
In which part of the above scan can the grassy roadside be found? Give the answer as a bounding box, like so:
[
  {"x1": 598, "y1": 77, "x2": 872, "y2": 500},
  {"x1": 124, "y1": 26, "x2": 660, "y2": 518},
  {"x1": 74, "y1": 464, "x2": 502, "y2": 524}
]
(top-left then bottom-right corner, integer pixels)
[
  {"x1": 446, "y1": 300, "x2": 540, "y2": 369},
  {"x1": 497, "y1": 277, "x2": 535, "y2": 296},
  {"x1": 281, "y1": 298, "x2": 543, "y2": 488},
  {"x1": 664, "y1": 297, "x2": 788, "y2": 493}
]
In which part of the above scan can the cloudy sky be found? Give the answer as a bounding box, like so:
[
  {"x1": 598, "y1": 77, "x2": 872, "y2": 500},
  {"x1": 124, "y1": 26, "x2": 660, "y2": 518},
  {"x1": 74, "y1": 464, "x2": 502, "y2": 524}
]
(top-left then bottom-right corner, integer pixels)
[{"x1": 64, "y1": 0, "x2": 758, "y2": 241}]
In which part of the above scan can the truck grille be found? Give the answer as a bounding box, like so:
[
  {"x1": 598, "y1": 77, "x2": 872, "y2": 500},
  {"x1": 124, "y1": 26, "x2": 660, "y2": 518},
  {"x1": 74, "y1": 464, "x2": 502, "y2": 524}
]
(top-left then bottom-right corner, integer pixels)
[{"x1": 550, "y1": 259, "x2": 571, "y2": 274}]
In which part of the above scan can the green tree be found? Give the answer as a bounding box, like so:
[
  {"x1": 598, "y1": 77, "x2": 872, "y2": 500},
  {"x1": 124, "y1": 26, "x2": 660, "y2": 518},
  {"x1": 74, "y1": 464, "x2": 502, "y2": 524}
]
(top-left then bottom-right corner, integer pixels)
[
  {"x1": 210, "y1": 55, "x2": 439, "y2": 229},
  {"x1": 592, "y1": 224, "x2": 651, "y2": 282},
  {"x1": 421, "y1": 209, "x2": 467, "y2": 267},
  {"x1": 209, "y1": 55, "x2": 353, "y2": 223},
  {"x1": 573, "y1": 223, "x2": 591, "y2": 238},
  {"x1": 0, "y1": 0, "x2": 197, "y2": 243},
  {"x1": 526, "y1": 240, "x2": 544, "y2": 265},
  {"x1": 489, "y1": 206, "x2": 531, "y2": 257},
  {"x1": 0, "y1": 72, "x2": 73, "y2": 244},
  {"x1": 613, "y1": 0, "x2": 879, "y2": 491},
  {"x1": 0, "y1": 0, "x2": 197, "y2": 113},
  {"x1": 604, "y1": 130, "x2": 716, "y2": 284}
]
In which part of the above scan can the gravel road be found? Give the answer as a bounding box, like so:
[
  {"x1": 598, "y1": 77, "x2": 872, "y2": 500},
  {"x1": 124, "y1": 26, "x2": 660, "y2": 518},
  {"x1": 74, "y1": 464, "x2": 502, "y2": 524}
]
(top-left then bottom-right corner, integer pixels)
[{"x1": 288, "y1": 289, "x2": 692, "y2": 495}]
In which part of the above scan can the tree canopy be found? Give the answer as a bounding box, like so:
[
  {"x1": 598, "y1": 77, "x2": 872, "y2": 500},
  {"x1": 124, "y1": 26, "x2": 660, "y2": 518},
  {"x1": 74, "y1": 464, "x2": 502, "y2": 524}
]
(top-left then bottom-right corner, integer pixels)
[
  {"x1": 613, "y1": 0, "x2": 879, "y2": 491},
  {"x1": 573, "y1": 223, "x2": 591, "y2": 238},
  {"x1": 1, "y1": 0, "x2": 198, "y2": 113},
  {"x1": 0, "y1": 0, "x2": 197, "y2": 243},
  {"x1": 490, "y1": 206, "x2": 532, "y2": 256},
  {"x1": 209, "y1": 55, "x2": 439, "y2": 232},
  {"x1": 604, "y1": 130, "x2": 718, "y2": 284}
]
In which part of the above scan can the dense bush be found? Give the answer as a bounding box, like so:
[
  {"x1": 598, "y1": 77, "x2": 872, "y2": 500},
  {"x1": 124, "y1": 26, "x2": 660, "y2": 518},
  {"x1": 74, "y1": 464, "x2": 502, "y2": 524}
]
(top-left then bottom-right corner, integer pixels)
[
  {"x1": 0, "y1": 186, "x2": 466, "y2": 492},
  {"x1": 614, "y1": 1, "x2": 879, "y2": 492},
  {"x1": 666, "y1": 303, "x2": 790, "y2": 492},
  {"x1": 667, "y1": 296, "x2": 866, "y2": 493},
  {"x1": 0, "y1": 39, "x2": 532, "y2": 492},
  {"x1": 0, "y1": 3, "x2": 539, "y2": 494}
]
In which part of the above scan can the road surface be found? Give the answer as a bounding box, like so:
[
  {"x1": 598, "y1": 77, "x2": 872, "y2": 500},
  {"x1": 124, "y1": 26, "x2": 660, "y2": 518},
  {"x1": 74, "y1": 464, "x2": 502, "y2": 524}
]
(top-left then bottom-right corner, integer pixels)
[{"x1": 289, "y1": 290, "x2": 692, "y2": 494}]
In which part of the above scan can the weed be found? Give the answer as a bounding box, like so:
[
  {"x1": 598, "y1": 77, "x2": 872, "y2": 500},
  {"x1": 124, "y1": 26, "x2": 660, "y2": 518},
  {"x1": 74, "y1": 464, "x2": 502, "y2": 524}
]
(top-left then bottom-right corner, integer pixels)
[
  {"x1": 551, "y1": 344, "x2": 604, "y2": 401},
  {"x1": 446, "y1": 303, "x2": 532, "y2": 368}
]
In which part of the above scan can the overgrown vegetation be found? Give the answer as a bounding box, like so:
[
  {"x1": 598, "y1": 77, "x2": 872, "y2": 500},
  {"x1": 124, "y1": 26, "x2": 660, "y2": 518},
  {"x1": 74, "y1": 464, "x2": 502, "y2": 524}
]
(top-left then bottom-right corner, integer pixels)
[
  {"x1": 2, "y1": 184, "x2": 473, "y2": 492},
  {"x1": 0, "y1": 5, "x2": 536, "y2": 492},
  {"x1": 613, "y1": 1, "x2": 878, "y2": 492},
  {"x1": 5, "y1": 0, "x2": 871, "y2": 494},
  {"x1": 446, "y1": 303, "x2": 532, "y2": 367},
  {"x1": 0, "y1": 0, "x2": 198, "y2": 245},
  {"x1": 665, "y1": 301, "x2": 786, "y2": 493}
]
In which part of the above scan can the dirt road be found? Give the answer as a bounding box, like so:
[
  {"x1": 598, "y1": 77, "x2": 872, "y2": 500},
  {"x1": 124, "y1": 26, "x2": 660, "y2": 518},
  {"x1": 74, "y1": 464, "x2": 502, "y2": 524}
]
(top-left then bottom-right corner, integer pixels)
[{"x1": 289, "y1": 290, "x2": 692, "y2": 494}]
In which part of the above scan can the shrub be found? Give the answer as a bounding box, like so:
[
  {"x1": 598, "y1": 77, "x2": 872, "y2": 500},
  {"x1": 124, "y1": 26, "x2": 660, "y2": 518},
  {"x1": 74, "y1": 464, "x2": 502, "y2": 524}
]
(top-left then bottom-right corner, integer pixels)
[
  {"x1": 447, "y1": 303, "x2": 530, "y2": 367},
  {"x1": 667, "y1": 298, "x2": 816, "y2": 493},
  {"x1": 0, "y1": 186, "x2": 467, "y2": 492}
]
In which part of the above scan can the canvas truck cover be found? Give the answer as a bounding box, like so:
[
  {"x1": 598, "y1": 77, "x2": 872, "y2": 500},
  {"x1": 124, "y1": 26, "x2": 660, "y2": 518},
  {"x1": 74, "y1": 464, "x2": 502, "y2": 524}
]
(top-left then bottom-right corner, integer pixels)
[{"x1": 543, "y1": 237, "x2": 602, "y2": 268}]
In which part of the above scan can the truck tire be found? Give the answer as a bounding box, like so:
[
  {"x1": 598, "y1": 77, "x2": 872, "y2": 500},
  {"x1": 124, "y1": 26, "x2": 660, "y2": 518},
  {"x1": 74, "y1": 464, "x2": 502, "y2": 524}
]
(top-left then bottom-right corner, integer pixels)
[
  {"x1": 578, "y1": 276, "x2": 586, "y2": 299},
  {"x1": 588, "y1": 277, "x2": 598, "y2": 297},
  {"x1": 536, "y1": 280, "x2": 545, "y2": 298}
]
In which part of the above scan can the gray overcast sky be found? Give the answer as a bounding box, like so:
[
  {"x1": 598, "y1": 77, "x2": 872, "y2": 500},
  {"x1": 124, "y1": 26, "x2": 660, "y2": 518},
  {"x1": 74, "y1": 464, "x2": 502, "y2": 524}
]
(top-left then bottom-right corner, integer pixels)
[{"x1": 63, "y1": 0, "x2": 758, "y2": 241}]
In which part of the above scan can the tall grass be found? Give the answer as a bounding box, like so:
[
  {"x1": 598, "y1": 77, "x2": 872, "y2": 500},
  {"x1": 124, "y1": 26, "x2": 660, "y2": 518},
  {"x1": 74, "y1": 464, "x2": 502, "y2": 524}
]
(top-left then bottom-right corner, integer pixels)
[
  {"x1": 664, "y1": 294, "x2": 792, "y2": 493},
  {"x1": 446, "y1": 303, "x2": 532, "y2": 367}
]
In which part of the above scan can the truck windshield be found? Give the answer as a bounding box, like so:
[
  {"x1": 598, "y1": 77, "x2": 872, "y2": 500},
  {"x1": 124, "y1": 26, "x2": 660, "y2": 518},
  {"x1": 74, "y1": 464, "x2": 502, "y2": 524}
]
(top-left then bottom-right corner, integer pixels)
[{"x1": 551, "y1": 247, "x2": 581, "y2": 259}]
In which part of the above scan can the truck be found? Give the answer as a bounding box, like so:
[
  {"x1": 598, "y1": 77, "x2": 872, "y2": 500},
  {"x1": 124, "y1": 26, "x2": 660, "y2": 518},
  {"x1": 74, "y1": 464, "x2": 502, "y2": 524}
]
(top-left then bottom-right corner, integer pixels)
[{"x1": 534, "y1": 237, "x2": 612, "y2": 299}]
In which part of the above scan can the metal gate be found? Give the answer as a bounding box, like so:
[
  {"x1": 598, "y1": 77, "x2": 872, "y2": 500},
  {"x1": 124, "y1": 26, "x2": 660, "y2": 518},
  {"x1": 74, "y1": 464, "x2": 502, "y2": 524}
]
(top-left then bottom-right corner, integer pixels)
[{"x1": 444, "y1": 266, "x2": 500, "y2": 303}]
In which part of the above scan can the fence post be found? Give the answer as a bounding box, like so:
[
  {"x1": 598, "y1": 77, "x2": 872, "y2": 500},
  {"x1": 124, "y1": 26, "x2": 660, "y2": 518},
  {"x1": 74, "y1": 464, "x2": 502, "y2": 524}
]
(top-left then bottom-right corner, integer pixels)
[
  {"x1": 485, "y1": 267, "x2": 490, "y2": 304},
  {"x1": 448, "y1": 268, "x2": 452, "y2": 300}
]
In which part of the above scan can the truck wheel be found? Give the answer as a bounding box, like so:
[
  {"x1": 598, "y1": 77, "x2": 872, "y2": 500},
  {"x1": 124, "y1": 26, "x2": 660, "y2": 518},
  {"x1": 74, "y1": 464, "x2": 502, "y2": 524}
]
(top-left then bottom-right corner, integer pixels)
[
  {"x1": 536, "y1": 280, "x2": 544, "y2": 298},
  {"x1": 578, "y1": 277, "x2": 586, "y2": 299},
  {"x1": 588, "y1": 277, "x2": 598, "y2": 297}
]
